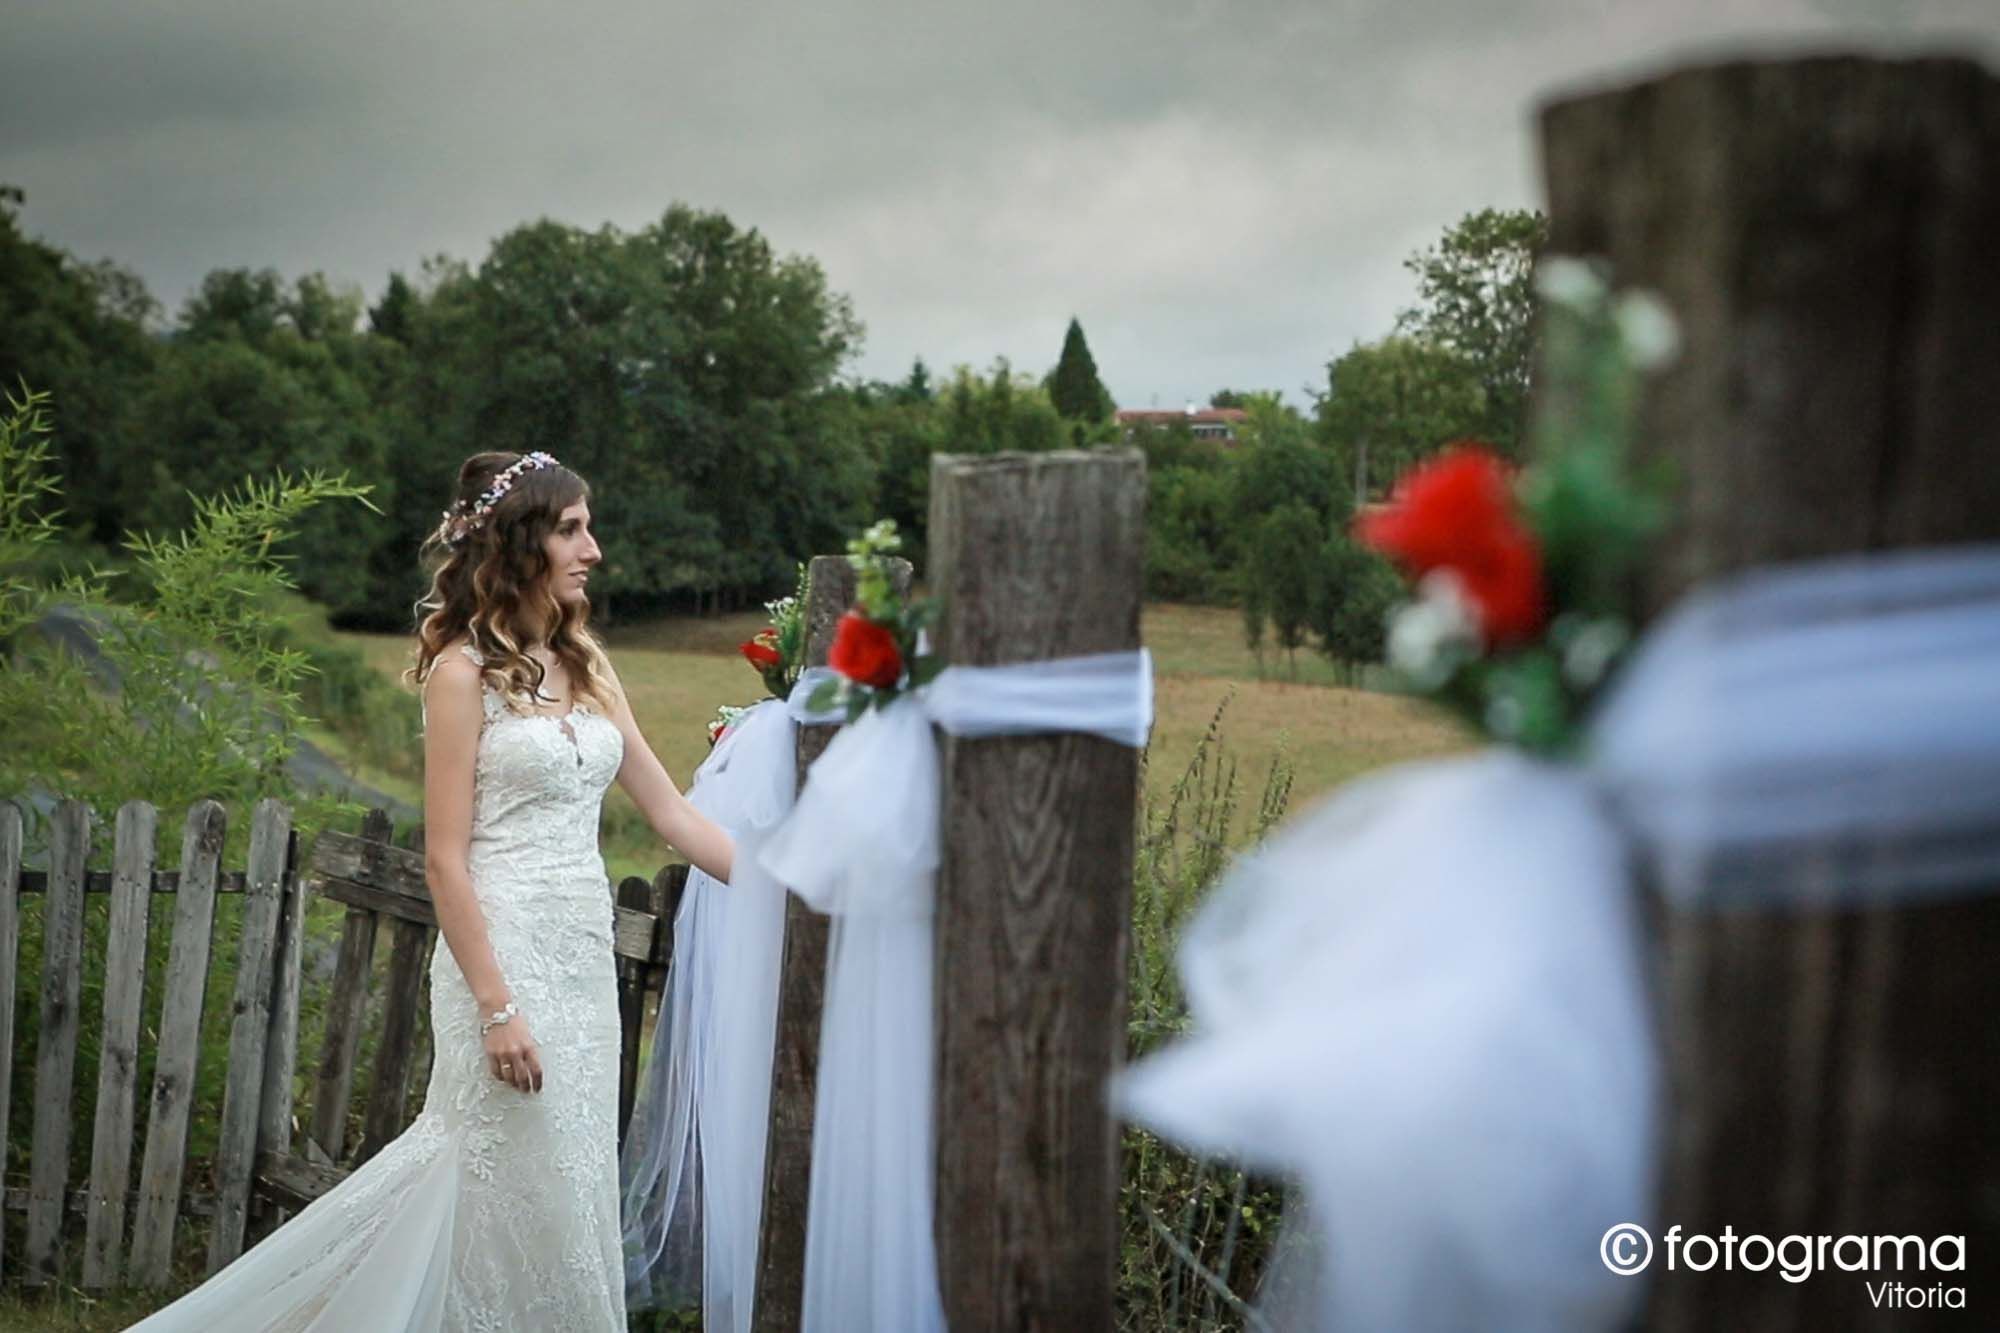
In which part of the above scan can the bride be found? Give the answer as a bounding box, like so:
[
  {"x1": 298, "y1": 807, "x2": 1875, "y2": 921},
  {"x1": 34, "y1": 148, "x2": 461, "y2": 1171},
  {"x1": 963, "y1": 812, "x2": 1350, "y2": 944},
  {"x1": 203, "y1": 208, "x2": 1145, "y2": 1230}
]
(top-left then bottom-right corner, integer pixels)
[{"x1": 131, "y1": 449, "x2": 734, "y2": 1331}]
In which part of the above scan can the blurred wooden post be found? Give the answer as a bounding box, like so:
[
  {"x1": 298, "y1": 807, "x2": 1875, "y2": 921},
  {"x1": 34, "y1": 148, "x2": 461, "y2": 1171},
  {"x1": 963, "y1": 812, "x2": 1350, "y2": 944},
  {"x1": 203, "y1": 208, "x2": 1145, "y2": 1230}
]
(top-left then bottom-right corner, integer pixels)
[
  {"x1": 1539, "y1": 54, "x2": 2000, "y2": 1328},
  {"x1": 930, "y1": 450, "x2": 1146, "y2": 1332},
  {"x1": 752, "y1": 552, "x2": 910, "y2": 1332}
]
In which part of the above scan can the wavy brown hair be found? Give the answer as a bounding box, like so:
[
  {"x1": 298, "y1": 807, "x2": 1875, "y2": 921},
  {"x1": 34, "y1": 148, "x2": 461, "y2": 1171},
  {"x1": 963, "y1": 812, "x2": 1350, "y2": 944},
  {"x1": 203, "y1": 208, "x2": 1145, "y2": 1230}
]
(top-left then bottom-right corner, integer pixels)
[{"x1": 408, "y1": 451, "x2": 615, "y2": 713}]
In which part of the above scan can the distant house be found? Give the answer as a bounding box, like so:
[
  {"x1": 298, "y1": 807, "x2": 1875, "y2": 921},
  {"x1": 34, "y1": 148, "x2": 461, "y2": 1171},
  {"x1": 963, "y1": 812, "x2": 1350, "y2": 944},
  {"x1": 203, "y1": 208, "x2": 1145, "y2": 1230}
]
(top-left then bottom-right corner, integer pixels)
[{"x1": 1115, "y1": 407, "x2": 1249, "y2": 445}]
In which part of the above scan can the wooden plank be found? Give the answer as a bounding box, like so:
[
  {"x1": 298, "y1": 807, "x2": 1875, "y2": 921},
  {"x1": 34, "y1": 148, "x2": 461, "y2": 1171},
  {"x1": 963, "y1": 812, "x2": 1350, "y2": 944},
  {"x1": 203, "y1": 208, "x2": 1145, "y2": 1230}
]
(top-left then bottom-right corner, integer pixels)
[
  {"x1": 929, "y1": 450, "x2": 1146, "y2": 1332},
  {"x1": 1536, "y1": 55, "x2": 2000, "y2": 1329},
  {"x1": 312, "y1": 829, "x2": 660, "y2": 963},
  {"x1": 356, "y1": 917, "x2": 431, "y2": 1166},
  {"x1": 0, "y1": 801, "x2": 22, "y2": 1284},
  {"x1": 253, "y1": 1149, "x2": 348, "y2": 1212},
  {"x1": 81, "y1": 801, "x2": 158, "y2": 1288},
  {"x1": 25, "y1": 800, "x2": 92, "y2": 1286},
  {"x1": 207, "y1": 799, "x2": 292, "y2": 1272},
  {"x1": 309, "y1": 828, "x2": 433, "y2": 919},
  {"x1": 7, "y1": 1186, "x2": 219, "y2": 1220},
  {"x1": 309, "y1": 810, "x2": 390, "y2": 1163},
  {"x1": 309, "y1": 909, "x2": 378, "y2": 1162},
  {"x1": 258, "y1": 829, "x2": 305, "y2": 1168},
  {"x1": 752, "y1": 553, "x2": 909, "y2": 1333},
  {"x1": 615, "y1": 875, "x2": 654, "y2": 1145},
  {"x1": 130, "y1": 800, "x2": 226, "y2": 1288},
  {"x1": 401, "y1": 827, "x2": 435, "y2": 1127},
  {"x1": 14, "y1": 868, "x2": 252, "y2": 896}
]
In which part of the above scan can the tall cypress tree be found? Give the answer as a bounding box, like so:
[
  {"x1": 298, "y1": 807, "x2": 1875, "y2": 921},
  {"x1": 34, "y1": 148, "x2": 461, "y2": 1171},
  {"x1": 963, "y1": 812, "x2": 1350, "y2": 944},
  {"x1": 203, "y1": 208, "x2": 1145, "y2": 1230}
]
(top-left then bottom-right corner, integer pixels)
[{"x1": 1049, "y1": 317, "x2": 1113, "y2": 421}]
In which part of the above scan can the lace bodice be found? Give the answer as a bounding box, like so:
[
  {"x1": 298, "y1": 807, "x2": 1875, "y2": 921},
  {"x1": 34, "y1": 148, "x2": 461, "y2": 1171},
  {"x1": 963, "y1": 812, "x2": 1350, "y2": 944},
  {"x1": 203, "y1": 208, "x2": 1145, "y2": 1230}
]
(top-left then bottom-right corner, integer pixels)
[{"x1": 457, "y1": 644, "x2": 625, "y2": 889}]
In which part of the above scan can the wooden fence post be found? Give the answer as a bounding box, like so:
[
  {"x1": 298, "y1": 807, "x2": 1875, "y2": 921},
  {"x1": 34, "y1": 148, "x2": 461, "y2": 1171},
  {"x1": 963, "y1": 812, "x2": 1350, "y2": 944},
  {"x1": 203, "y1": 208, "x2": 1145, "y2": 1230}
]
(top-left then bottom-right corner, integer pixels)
[
  {"x1": 0, "y1": 802, "x2": 19, "y2": 1284},
  {"x1": 255, "y1": 818, "x2": 307, "y2": 1230},
  {"x1": 311, "y1": 809, "x2": 388, "y2": 1163},
  {"x1": 208, "y1": 800, "x2": 294, "y2": 1271},
  {"x1": 131, "y1": 800, "x2": 226, "y2": 1288},
  {"x1": 1538, "y1": 54, "x2": 2000, "y2": 1328},
  {"x1": 81, "y1": 801, "x2": 157, "y2": 1287},
  {"x1": 752, "y1": 552, "x2": 911, "y2": 1332},
  {"x1": 24, "y1": 800, "x2": 89, "y2": 1286},
  {"x1": 929, "y1": 449, "x2": 1147, "y2": 1332}
]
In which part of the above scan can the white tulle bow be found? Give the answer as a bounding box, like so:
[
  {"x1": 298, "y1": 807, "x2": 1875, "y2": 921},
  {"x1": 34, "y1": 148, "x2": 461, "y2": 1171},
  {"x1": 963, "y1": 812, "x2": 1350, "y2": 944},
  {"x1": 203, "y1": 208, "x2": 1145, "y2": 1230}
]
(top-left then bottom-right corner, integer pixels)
[{"x1": 1119, "y1": 545, "x2": 2000, "y2": 1331}]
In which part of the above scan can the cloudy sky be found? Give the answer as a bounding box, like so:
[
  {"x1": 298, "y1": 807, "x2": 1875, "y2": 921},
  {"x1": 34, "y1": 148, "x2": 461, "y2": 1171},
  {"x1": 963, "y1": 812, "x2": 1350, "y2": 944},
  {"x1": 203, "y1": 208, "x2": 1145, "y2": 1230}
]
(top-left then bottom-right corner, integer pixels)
[{"x1": 3, "y1": 1, "x2": 1995, "y2": 408}]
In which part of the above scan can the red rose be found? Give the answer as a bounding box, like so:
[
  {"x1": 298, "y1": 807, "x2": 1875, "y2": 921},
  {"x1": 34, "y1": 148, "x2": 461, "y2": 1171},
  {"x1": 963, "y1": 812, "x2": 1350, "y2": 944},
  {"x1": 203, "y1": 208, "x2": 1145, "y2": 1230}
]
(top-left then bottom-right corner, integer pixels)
[
  {"x1": 739, "y1": 634, "x2": 782, "y2": 669},
  {"x1": 1355, "y1": 443, "x2": 1546, "y2": 646},
  {"x1": 827, "y1": 611, "x2": 904, "y2": 689}
]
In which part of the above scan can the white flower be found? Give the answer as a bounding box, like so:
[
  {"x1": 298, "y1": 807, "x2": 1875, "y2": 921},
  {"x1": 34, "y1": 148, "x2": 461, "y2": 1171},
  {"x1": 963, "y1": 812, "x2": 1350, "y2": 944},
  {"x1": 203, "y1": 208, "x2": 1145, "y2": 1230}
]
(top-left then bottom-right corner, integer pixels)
[
  {"x1": 1614, "y1": 290, "x2": 1681, "y2": 369},
  {"x1": 1561, "y1": 617, "x2": 1629, "y2": 689},
  {"x1": 1387, "y1": 571, "x2": 1481, "y2": 689},
  {"x1": 1535, "y1": 256, "x2": 1608, "y2": 309}
]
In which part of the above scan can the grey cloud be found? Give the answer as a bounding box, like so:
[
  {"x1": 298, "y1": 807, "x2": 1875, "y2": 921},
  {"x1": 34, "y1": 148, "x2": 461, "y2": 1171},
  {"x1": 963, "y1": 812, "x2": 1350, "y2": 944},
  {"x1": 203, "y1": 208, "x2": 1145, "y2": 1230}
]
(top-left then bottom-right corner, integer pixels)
[{"x1": 3, "y1": 0, "x2": 1995, "y2": 407}]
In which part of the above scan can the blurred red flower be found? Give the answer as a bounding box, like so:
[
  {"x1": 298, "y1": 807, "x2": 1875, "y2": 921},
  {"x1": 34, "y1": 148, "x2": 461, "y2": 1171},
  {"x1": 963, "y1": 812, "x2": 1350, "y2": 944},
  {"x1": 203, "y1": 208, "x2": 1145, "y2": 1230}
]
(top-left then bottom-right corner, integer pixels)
[
  {"x1": 1356, "y1": 443, "x2": 1546, "y2": 646},
  {"x1": 827, "y1": 612, "x2": 904, "y2": 688}
]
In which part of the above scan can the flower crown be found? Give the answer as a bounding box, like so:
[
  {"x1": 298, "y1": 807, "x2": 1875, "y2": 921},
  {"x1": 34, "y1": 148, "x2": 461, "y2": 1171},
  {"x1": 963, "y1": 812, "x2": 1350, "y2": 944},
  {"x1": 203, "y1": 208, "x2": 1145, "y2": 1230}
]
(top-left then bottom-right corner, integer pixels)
[{"x1": 436, "y1": 451, "x2": 561, "y2": 547}]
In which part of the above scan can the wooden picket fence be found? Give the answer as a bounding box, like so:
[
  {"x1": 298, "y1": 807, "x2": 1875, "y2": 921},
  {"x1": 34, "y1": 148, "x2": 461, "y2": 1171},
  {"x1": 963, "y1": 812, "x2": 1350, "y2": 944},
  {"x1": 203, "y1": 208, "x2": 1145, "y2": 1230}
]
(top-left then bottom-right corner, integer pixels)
[{"x1": 0, "y1": 796, "x2": 681, "y2": 1293}]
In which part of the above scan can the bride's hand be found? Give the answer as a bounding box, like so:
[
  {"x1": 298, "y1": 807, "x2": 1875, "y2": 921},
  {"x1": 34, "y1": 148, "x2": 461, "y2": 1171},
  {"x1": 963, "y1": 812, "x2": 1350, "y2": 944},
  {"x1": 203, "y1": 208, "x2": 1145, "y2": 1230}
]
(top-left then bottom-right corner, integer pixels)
[{"x1": 484, "y1": 1013, "x2": 543, "y2": 1094}]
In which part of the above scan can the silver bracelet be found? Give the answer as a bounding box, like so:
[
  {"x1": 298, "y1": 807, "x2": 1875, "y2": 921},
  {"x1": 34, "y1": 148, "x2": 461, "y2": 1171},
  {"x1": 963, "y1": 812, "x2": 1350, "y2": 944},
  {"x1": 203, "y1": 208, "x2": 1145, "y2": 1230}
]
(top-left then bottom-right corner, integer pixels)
[{"x1": 479, "y1": 1001, "x2": 519, "y2": 1037}]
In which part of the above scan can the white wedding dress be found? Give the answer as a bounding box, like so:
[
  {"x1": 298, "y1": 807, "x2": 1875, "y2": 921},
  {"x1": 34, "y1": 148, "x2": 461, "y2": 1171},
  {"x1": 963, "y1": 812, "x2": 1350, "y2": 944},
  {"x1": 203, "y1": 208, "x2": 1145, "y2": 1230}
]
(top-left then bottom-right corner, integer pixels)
[{"x1": 132, "y1": 643, "x2": 628, "y2": 1332}]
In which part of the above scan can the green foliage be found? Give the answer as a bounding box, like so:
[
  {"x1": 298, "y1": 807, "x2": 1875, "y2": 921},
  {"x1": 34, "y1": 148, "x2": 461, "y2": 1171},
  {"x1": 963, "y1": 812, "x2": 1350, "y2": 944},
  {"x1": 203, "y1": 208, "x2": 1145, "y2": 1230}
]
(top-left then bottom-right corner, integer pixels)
[
  {"x1": 1122, "y1": 698, "x2": 1292, "y2": 1330},
  {"x1": 1311, "y1": 534, "x2": 1401, "y2": 675},
  {"x1": 1249, "y1": 503, "x2": 1323, "y2": 671},
  {"x1": 1316, "y1": 335, "x2": 1487, "y2": 502},
  {"x1": 1146, "y1": 465, "x2": 1234, "y2": 604},
  {"x1": 0, "y1": 388, "x2": 376, "y2": 837},
  {"x1": 1048, "y1": 317, "x2": 1114, "y2": 424},
  {"x1": 0, "y1": 188, "x2": 159, "y2": 544},
  {"x1": 1395, "y1": 207, "x2": 1547, "y2": 456}
]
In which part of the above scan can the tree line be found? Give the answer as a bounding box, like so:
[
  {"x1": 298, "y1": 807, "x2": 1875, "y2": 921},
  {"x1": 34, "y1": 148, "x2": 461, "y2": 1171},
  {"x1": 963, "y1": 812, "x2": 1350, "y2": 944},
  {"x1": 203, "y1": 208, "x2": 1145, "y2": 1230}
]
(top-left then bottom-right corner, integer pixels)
[{"x1": 1, "y1": 183, "x2": 1541, "y2": 672}]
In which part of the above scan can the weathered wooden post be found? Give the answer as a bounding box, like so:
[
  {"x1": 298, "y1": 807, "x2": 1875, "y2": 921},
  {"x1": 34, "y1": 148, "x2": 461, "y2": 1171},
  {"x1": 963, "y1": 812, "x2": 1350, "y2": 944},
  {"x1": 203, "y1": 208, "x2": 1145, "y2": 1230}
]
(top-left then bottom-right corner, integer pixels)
[
  {"x1": 929, "y1": 450, "x2": 1147, "y2": 1331},
  {"x1": 310, "y1": 807, "x2": 389, "y2": 1162},
  {"x1": 131, "y1": 800, "x2": 226, "y2": 1287},
  {"x1": 0, "y1": 802, "x2": 20, "y2": 1283},
  {"x1": 209, "y1": 799, "x2": 295, "y2": 1269},
  {"x1": 1538, "y1": 54, "x2": 2000, "y2": 1327},
  {"x1": 82, "y1": 801, "x2": 158, "y2": 1286},
  {"x1": 23, "y1": 800, "x2": 89, "y2": 1286},
  {"x1": 753, "y1": 552, "x2": 911, "y2": 1332},
  {"x1": 616, "y1": 863, "x2": 688, "y2": 1144}
]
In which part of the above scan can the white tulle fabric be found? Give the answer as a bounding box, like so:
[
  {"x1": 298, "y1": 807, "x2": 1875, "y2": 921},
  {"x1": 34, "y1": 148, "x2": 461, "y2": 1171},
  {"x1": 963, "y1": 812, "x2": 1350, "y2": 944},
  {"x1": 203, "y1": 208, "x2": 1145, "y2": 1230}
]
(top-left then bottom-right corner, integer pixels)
[
  {"x1": 133, "y1": 644, "x2": 628, "y2": 1332},
  {"x1": 1591, "y1": 545, "x2": 2000, "y2": 908},
  {"x1": 618, "y1": 696, "x2": 799, "y2": 1330},
  {"x1": 756, "y1": 650, "x2": 1155, "y2": 1333},
  {"x1": 1117, "y1": 546, "x2": 2000, "y2": 1331}
]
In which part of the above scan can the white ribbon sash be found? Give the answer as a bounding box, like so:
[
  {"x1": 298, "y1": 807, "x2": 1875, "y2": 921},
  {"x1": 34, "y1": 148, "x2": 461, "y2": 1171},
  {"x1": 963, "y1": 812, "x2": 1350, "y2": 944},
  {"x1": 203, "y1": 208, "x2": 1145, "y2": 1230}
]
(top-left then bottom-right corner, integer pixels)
[
  {"x1": 1118, "y1": 546, "x2": 2000, "y2": 1330},
  {"x1": 758, "y1": 649, "x2": 1154, "y2": 1333}
]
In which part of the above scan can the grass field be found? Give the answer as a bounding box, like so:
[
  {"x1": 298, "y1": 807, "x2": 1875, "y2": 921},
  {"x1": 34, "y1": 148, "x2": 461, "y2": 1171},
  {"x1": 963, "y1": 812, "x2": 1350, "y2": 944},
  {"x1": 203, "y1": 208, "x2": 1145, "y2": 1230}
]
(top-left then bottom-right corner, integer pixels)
[{"x1": 329, "y1": 603, "x2": 1468, "y2": 883}]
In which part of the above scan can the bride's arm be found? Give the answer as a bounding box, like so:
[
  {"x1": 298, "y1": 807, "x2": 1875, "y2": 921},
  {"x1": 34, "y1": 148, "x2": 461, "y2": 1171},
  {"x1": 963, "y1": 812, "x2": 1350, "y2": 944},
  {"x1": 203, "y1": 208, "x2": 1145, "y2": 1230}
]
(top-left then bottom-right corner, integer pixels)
[
  {"x1": 423, "y1": 658, "x2": 542, "y2": 1091},
  {"x1": 600, "y1": 659, "x2": 735, "y2": 883}
]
